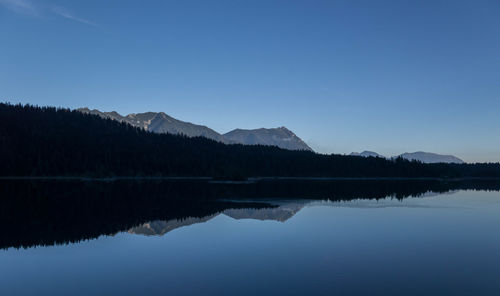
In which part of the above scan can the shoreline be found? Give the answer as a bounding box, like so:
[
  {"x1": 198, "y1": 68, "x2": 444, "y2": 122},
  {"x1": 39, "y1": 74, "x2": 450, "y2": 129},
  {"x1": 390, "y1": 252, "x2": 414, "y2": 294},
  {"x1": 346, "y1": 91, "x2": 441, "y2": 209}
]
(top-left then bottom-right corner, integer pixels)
[{"x1": 0, "y1": 176, "x2": 499, "y2": 182}]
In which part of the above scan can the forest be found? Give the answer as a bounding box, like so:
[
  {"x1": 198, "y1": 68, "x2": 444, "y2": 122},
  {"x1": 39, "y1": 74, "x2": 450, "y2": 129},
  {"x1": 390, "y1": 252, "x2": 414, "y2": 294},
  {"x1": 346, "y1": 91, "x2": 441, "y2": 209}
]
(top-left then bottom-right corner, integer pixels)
[{"x1": 1, "y1": 103, "x2": 499, "y2": 178}]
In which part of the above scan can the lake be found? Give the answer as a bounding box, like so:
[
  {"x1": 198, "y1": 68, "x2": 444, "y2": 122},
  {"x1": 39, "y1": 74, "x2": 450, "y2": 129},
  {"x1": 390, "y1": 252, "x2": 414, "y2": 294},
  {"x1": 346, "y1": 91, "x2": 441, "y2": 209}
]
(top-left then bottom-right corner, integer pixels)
[{"x1": 1, "y1": 179, "x2": 499, "y2": 295}]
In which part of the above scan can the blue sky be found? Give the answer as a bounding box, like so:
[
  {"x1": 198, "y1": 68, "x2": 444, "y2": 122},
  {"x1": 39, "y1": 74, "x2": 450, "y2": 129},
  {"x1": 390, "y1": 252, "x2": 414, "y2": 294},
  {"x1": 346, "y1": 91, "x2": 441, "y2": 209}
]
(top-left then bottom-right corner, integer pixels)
[{"x1": 1, "y1": 0, "x2": 499, "y2": 162}]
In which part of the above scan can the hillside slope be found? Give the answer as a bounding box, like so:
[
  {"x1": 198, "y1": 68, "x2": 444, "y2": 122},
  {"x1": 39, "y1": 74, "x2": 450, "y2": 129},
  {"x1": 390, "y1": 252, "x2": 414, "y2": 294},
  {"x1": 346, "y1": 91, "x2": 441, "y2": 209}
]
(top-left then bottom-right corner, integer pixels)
[{"x1": 1, "y1": 103, "x2": 499, "y2": 178}]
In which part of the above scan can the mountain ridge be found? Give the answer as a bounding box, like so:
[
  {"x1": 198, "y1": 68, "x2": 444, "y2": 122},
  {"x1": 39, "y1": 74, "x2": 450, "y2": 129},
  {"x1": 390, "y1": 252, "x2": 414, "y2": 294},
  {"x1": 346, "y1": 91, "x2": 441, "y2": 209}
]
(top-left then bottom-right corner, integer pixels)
[
  {"x1": 4, "y1": 103, "x2": 500, "y2": 178},
  {"x1": 350, "y1": 150, "x2": 465, "y2": 164},
  {"x1": 350, "y1": 151, "x2": 385, "y2": 158},
  {"x1": 223, "y1": 126, "x2": 312, "y2": 151},
  {"x1": 398, "y1": 151, "x2": 465, "y2": 164},
  {"x1": 77, "y1": 108, "x2": 312, "y2": 151}
]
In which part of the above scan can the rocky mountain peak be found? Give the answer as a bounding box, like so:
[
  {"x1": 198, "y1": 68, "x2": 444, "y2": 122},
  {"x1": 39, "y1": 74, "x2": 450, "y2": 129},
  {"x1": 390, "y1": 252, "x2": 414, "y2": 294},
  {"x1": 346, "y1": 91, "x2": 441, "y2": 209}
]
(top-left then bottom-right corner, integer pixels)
[{"x1": 76, "y1": 108, "x2": 312, "y2": 151}]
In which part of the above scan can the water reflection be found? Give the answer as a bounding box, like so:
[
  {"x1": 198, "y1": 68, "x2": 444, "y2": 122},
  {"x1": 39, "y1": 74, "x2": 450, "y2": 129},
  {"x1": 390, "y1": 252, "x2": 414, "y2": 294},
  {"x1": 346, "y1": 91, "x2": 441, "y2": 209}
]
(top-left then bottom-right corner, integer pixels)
[
  {"x1": 1, "y1": 179, "x2": 499, "y2": 249},
  {"x1": 127, "y1": 191, "x2": 464, "y2": 238},
  {"x1": 129, "y1": 201, "x2": 305, "y2": 236},
  {"x1": 2, "y1": 181, "x2": 500, "y2": 296}
]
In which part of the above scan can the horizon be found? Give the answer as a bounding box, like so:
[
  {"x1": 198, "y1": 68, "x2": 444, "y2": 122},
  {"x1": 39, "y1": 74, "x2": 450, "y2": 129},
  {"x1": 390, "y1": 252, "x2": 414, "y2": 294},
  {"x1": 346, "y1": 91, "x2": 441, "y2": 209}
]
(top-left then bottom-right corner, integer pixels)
[
  {"x1": 1, "y1": 0, "x2": 499, "y2": 162},
  {"x1": 64, "y1": 104, "x2": 498, "y2": 162},
  {"x1": 0, "y1": 101, "x2": 487, "y2": 163}
]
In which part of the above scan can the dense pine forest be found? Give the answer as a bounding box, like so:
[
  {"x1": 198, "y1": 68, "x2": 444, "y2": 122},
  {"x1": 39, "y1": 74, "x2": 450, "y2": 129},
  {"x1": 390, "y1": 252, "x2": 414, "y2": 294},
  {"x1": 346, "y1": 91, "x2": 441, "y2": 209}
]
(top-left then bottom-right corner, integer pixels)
[{"x1": 0, "y1": 103, "x2": 499, "y2": 178}]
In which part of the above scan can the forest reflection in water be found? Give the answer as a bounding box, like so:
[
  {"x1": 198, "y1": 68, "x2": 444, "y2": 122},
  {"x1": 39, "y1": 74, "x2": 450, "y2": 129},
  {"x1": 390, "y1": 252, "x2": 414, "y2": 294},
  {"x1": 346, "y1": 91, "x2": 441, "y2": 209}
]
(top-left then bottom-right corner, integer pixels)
[{"x1": 1, "y1": 178, "x2": 499, "y2": 250}]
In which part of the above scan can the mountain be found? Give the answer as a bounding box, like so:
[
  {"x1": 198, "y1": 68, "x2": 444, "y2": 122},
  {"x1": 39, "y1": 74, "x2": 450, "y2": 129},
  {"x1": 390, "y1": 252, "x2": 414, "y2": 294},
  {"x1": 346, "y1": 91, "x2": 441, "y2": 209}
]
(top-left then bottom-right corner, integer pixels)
[
  {"x1": 350, "y1": 151, "x2": 385, "y2": 158},
  {"x1": 77, "y1": 108, "x2": 311, "y2": 151},
  {"x1": 223, "y1": 127, "x2": 312, "y2": 151},
  {"x1": 77, "y1": 108, "x2": 225, "y2": 142},
  {"x1": 4, "y1": 103, "x2": 498, "y2": 178},
  {"x1": 350, "y1": 150, "x2": 464, "y2": 164},
  {"x1": 397, "y1": 152, "x2": 465, "y2": 164}
]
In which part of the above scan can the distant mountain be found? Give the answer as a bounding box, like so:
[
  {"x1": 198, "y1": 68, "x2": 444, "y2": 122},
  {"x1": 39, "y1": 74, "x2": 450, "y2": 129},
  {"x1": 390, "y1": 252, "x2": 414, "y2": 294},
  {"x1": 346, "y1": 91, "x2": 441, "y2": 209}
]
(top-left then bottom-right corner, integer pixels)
[
  {"x1": 350, "y1": 151, "x2": 385, "y2": 158},
  {"x1": 349, "y1": 150, "x2": 464, "y2": 164},
  {"x1": 77, "y1": 108, "x2": 225, "y2": 142},
  {"x1": 223, "y1": 127, "x2": 312, "y2": 151},
  {"x1": 5, "y1": 104, "x2": 500, "y2": 178},
  {"x1": 397, "y1": 152, "x2": 465, "y2": 164},
  {"x1": 77, "y1": 108, "x2": 311, "y2": 151}
]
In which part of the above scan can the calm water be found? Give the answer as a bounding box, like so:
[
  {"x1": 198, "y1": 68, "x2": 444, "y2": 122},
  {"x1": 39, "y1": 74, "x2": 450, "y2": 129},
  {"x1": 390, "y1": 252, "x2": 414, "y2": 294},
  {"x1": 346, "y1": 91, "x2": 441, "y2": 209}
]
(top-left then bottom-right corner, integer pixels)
[{"x1": 1, "y1": 180, "x2": 500, "y2": 295}]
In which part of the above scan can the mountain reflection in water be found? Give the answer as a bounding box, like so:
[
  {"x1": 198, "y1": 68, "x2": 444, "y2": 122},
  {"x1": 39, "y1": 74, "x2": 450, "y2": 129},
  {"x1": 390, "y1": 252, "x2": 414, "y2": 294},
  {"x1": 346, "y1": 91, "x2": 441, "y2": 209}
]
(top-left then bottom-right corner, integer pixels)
[
  {"x1": 129, "y1": 201, "x2": 305, "y2": 236},
  {"x1": 127, "y1": 191, "x2": 461, "y2": 237},
  {"x1": 1, "y1": 179, "x2": 499, "y2": 249}
]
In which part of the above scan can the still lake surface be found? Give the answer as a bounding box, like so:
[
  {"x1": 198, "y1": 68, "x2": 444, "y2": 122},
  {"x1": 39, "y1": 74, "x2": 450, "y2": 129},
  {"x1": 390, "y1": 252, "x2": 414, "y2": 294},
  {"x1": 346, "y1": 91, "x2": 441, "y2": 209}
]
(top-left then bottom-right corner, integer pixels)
[{"x1": 1, "y1": 180, "x2": 500, "y2": 295}]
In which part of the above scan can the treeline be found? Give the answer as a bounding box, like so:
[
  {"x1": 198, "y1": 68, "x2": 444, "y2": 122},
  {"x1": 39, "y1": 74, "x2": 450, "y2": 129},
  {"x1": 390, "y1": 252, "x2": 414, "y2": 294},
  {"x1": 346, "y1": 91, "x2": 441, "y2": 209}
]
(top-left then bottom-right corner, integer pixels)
[{"x1": 0, "y1": 103, "x2": 499, "y2": 178}]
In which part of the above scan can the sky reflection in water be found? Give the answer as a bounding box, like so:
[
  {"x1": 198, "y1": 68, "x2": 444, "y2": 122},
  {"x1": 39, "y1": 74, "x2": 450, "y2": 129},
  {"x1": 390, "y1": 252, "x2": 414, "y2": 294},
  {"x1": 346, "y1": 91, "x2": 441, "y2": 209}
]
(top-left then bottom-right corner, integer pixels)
[{"x1": 1, "y1": 188, "x2": 500, "y2": 295}]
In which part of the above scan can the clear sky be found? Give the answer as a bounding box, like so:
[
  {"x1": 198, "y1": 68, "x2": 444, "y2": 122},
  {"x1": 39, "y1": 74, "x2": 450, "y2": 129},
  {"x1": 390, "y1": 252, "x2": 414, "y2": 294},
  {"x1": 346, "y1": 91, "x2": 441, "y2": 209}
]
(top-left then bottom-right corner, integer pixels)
[{"x1": 1, "y1": 0, "x2": 499, "y2": 162}]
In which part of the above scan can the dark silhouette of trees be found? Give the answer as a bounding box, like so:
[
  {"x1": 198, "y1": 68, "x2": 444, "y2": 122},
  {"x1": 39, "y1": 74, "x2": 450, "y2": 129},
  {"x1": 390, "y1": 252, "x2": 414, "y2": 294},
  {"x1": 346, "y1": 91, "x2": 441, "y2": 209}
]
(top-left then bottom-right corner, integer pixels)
[
  {"x1": 1, "y1": 179, "x2": 499, "y2": 250},
  {"x1": 0, "y1": 103, "x2": 499, "y2": 178}
]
